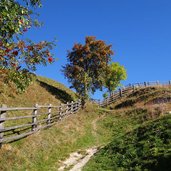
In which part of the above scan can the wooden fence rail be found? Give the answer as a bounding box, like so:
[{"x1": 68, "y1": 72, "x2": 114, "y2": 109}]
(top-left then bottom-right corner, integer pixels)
[
  {"x1": 0, "y1": 100, "x2": 81, "y2": 145},
  {"x1": 99, "y1": 80, "x2": 171, "y2": 107}
]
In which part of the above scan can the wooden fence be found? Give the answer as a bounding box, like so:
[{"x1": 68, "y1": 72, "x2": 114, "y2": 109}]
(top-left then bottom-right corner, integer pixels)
[
  {"x1": 99, "y1": 81, "x2": 171, "y2": 107},
  {"x1": 0, "y1": 100, "x2": 81, "y2": 145}
]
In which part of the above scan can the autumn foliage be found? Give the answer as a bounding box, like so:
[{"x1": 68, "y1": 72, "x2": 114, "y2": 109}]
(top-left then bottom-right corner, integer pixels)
[
  {"x1": 0, "y1": 0, "x2": 55, "y2": 91},
  {"x1": 63, "y1": 36, "x2": 114, "y2": 104}
]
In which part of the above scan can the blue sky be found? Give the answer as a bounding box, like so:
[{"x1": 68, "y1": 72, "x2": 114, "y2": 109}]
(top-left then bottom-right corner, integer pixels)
[{"x1": 26, "y1": 0, "x2": 171, "y2": 99}]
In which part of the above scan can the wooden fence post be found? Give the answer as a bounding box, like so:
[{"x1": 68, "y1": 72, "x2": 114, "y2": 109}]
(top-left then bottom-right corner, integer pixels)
[
  {"x1": 132, "y1": 85, "x2": 135, "y2": 92},
  {"x1": 32, "y1": 104, "x2": 38, "y2": 131},
  {"x1": 59, "y1": 104, "x2": 63, "y2": 120},
  {"x1": 75, "y1": 101, "x2": 78, "y2": 112},
  {"x1": 47, "y1": 104, "x2": 52, "y2": 125},
  {"x1": 79, "y1": 99, "x2": 82, "y2": 108},
  {"x1": 71, "y1": 101, "x2": 74, "y2": 114},
  {"x1": 107, "y1": 98, "x2": 109, "y2": 106},
  {"x1": 119, "y1": 88, "x2": 122, "y2": 97},
  {"x1": 144, "y1": 82, "x2": 147, "y2": 87},
  {"x1": 78, "y1": 99, "x2": 81, "y2": 109},
  {"x1": 105, "y1": 98, "x2": 107, "y2": 106},
  {"x1": 66, "y1": 102, "x2": 69, "y2": 114},
  {"x1": 0, "y1": 104, "x2": 6, "y2": 147}
]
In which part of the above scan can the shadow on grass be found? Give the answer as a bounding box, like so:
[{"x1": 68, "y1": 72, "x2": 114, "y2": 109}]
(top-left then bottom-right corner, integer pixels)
[
  {"x1": 114, "y1": 99, "x2": 136, "y2": 109},
  {"x1": 148, "y1": 156, "x2": 171, "y2": 171},
  {"x1": 37, "y1": 80, "x2": 74, "y2": 103}
]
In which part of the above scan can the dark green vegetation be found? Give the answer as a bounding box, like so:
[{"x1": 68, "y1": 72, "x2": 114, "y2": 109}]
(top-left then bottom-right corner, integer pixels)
[
  {"x1": 84, "y1": 86, "x2": 171, "y2": 171},
  {"x1": 84, "y1": 115, "x2": 171, "y2": 171}
]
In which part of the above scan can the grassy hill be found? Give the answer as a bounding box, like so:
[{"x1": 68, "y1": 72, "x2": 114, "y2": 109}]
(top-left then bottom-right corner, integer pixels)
[
  {"x1": 0, "y1": 79, "x2": 171, "y2": 171},
  {"x1": 0, "y1": 102, "x2": 115, "y2": 171},
  {"x1": 83, "y1": 86, "x2": 171, "y2": 171},
  {"x1": 83, "y1": 114, "x2": 171, "y2": 171},
  {"x1": 0, "y1": 76, "x2": 77, "y2": 107},
  {"x1": 110, "y1": 86, "x2": 171, "y2": 110},
  {"x1": 0, "y1": 76, "x2": 112, "y2": 170}
]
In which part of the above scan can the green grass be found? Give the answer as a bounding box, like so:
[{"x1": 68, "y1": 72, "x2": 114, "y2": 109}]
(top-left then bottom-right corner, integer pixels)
[
  {"x1": 83, "y1": 86, "x2": 171, "y2": 171},
  {"x1": 83, "y1": 114, "x2": 171, "y2": 171}
]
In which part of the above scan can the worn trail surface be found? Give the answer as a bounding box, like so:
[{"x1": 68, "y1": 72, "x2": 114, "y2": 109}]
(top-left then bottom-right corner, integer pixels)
[
  {"x1": 58, "y1": 147, "x2": 98, "y2": 171},
  {"x1": 58, "y1": 114, "x2": 105, "y2": 171}
]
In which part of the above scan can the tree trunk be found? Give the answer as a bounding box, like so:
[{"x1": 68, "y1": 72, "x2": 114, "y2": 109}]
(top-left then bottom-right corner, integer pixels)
[{"x1": 81, "y1": 97, "x2": 86, "y2": 109}]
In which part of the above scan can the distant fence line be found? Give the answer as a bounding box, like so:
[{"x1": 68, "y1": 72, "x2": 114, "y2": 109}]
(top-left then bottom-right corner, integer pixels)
[
  {"x1": 0, "y1": 100, "x2": 81, "y2": 145},
  {"x1": 99, "y1": 80, "x2": 171, "y2": 107}
]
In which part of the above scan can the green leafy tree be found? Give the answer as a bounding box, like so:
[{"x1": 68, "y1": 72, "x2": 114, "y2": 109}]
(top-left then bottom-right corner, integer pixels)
[
  {"x1": 0, "y1": 0, "x2": 55, "y2": 91},
  {"x1": 104, "y1": 62, "x2": 127, "y2": 95},
  {"x1": 63, "y1": 36, "x2": 113, "y2": 106}
]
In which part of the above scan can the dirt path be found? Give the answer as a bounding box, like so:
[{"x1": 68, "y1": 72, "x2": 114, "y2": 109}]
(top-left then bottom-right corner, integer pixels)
[
  {"x1": 91, "y1": 114, "x2": 105, "y2": 139},
  {"x1": 58, "y1": 147, "x2": 98, "y2": 171},
  {"x1": 58, "y1": 114, "x2": 105, "y2": 171},
  {"x1": 91, "y1": 117, "x2": 99, "y2": 137}
]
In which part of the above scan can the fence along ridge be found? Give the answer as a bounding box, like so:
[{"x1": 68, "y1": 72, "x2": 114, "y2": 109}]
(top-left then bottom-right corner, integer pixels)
[
  {"x1": 0, "y1": 100, "x2": 81, "y2": 145},
  {"x1": 99, "y1": 80, "x2": 171, "y2": 107}
]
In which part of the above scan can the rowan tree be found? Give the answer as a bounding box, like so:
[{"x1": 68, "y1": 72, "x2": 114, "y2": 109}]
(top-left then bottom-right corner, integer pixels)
[
  {"x1": 0, "y1": 0, "x2": 55, "y2": 91},
  {"x1": 0, "y1": 0, "x2": 41, "y2": 41},
  {"x1": 63, "y1": 36, "x2": 114, "y2": 105},
  {"x1": 104, "y1": 62, "x2": 127, "y2": 95}
]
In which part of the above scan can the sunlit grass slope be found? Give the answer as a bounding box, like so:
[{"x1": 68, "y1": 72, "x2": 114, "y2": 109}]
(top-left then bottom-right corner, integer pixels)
[
  {"x1": 0, "y1": 103, "x2": 114, "y2": 171},
  {"x1": 0, "y1": 76, "x2": 77, "y2": 107}
]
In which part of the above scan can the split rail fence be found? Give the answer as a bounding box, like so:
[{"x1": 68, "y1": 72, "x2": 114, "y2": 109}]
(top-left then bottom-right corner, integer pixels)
[
  {"x1": 99, "y1": 81, "x2": 171, "y2": 107},
  {"x1": 0, "y1": 100, "x2": 81, "y2": 145}
]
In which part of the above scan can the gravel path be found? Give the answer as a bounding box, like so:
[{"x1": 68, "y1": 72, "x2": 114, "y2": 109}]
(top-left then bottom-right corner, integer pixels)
[
  {"x1": 58, "y1": 147, "x2": 98, "y2": 171},
  {"x1": 69, "y1": 148, "x2": 98, "y2": 171}
]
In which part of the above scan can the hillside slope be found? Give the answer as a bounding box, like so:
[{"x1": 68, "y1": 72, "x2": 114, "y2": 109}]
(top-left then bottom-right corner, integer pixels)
[
  {"x1": 0, "y1": 76, "x2": 77, "y2": 107},
  {"x1": 83, "y1": 86, "x2": 171, "y2": 171},
  {"x1": 0, "y1": 103, "x2": 115, "y2": 171},
  {"x1": 84, "y1": 115, "x2": 171, "y2": 171},
  {"x1": 0, "y1": 82, "x2": 170, "y2": 171},
  {"x1": 110, "y1": 86, "x2": 171, "y2": 110}
]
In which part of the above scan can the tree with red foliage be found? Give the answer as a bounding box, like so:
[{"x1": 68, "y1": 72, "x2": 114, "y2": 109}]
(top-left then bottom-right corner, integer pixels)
[
  {"x1": 63, "y1": 36, "x2": 114, "y2": 106},
  {"x1": 0, "y1": 0, "x2": 55, "y2": 92}
]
